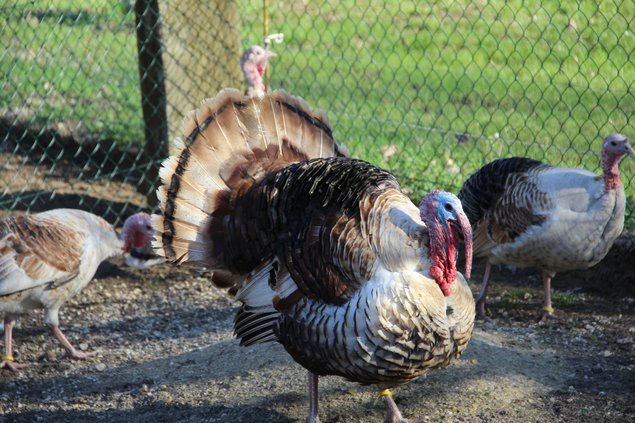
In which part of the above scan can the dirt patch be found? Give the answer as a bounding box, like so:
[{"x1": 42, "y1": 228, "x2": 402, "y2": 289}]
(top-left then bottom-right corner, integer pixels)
[
  {"x1": 0, "y1": 150, "x2": 149, "y2": 223},
  {"x1": 1, "y1": 150, "x2": 633, "y2": 422},
  {"x1": 0, "y1": 257, "x2": 633, "y2": 423}
]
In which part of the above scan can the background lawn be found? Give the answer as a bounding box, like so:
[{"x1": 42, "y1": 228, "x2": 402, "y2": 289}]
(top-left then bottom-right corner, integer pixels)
[{"x1": 1, "y1": 0, "x2": 633, "y2": 225}]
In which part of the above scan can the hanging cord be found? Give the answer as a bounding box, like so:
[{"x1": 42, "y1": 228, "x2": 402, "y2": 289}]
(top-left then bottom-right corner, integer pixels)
[{"x1": 262, "y1": 0, "x2": 283, "y2": 85}]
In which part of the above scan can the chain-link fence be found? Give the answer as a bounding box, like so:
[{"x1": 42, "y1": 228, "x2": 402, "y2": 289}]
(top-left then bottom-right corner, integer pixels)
[{"x1": 1, "y1": 1, "x2": 633, "y2": 227}]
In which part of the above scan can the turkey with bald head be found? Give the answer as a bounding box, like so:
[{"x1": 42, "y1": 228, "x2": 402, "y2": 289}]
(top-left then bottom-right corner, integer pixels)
[
  {"x1": 458, "y1": 134, "x2": 633, "y2": 322},
  {"x1": 240, "y1": 45, "x2": 275, "y2": 97},
  {"x1": 0, "y1": 210, "x2": 153, "y2": 370},
  {"x1": 153, "y1": 89, "x2": 475, "y2": 422}
]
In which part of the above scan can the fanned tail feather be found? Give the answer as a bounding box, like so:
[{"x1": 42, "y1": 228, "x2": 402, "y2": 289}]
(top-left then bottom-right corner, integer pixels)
[{"x1": 153, "y1": 89, "x2": 347, "y2": 272}]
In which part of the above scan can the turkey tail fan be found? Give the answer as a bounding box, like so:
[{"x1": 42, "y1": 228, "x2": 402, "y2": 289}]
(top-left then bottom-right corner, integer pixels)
[
  {"x1": 152, "y1": 89, "x2": 348, "y2": 269},
  {"x1": 458, "y1": 157, "x2": 546, "y2": 224}
]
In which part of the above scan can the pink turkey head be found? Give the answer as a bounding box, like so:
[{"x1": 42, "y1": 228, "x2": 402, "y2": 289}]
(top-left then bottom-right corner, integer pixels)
[
  {"x1": 240, "y1": 45, "x2": 276, "y2": 96},
  {"x1": 419, "y1": 190, "x2": 473, "y2": 296},
  {"x1": 121, "y1": 212, "x2": 154, "y2": 253},
  {"x1": 601, "y1": 134, "x2": 633, "y2": 190}
]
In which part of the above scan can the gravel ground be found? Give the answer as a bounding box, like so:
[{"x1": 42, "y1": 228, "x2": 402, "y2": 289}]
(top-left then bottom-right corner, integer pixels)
[
  {"x1": 1, "y1": 150, "x2": 634, "y2": 422},
  {"x1": 0, "y1": 257, "x2": 633, "y2": 423}
]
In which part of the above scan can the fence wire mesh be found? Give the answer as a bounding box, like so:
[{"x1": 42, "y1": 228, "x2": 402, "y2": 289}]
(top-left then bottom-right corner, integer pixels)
[{"x1": 1, "y1": 1, "x2": 633, "y2": 227}]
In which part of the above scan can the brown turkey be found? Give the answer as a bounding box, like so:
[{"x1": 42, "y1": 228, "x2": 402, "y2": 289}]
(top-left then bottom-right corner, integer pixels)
[
  {"x1": 458, "y1": 134, "x2": 633, "y2": 322},
  {"x1": 152, "y1": 89, "x2": 475, "y2": 422}
]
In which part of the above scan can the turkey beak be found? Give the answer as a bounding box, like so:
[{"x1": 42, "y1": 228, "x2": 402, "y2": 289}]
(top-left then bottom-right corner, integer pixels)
[
  {"x1": 266, "y1": 50, "x2": 277, "y2": 59},
  {"x1": 625, "y1": 141, "x2": 635, "y2": 156},
  {"x1": 458, "y1": 212, "x2": 473, "y2": 279}
]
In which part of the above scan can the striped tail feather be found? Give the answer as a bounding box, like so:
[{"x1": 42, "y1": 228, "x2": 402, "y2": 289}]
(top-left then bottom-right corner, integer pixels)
[{"x1": 152, "y1": 88, "x2": 348, "y2": 266}]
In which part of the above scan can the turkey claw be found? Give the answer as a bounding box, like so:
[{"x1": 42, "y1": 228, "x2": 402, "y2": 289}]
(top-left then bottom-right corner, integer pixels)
[
  {"x1": 1, "y1": 359, "x2": 28, "y2": 371},
  {"x1": 67, "y1": 350, "x2": 96, "y2": 360},
  {"x1": 537, "y1": 309, "x2": 559, "y2": 324}
]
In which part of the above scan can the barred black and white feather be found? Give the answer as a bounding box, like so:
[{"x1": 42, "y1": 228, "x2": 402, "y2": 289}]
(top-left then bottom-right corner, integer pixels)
[
  {"x1": 153, "y1": 89, "x2": 474, "y2": 421},
  {"x1": 458, "y1": 134, "x2": 633, "y2": 319}
]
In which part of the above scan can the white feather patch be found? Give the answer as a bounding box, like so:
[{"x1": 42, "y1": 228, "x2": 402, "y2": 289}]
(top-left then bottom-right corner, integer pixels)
[{"x1": 235, "y1": 261, "x2": 277, "y2": 311}]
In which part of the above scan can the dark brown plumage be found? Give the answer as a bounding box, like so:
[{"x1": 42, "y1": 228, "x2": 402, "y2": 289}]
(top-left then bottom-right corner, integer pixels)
[{"x1": 153, "y1": 89, "x2": 474, "y2": 422}]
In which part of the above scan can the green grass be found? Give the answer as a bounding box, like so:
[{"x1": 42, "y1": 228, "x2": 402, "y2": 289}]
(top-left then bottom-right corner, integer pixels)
[
  {"x1": 552, "y1": 291, "x2": 576, "y2": 307},
  {"x1": 1, "y1": 0, "x2": 634, "y2": 225},
  {"x1": 240, "y1": 0, "x2": 634, "y2": 225}
]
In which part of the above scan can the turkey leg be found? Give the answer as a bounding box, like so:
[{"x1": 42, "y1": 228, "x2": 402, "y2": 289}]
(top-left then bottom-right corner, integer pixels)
[
  {"x1": 49, "y1": 324, "x2": 96, "y2": 360},
  {"x1": 1, "y1": 317, "x2": 27, "y2": 371},
  {"x1": 475, "y1": 261, "x2": 492, "y2": 318}
]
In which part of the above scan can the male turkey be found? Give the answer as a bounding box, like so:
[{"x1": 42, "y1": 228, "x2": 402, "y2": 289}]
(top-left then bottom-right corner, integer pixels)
[
  {"x1": 0, "y1": 210, "x2": 153, "y2": 370},
  {"x1": 240, "y1": 45, "x2": 276, "y2": 97},
  {"x1": 153, "y1": 89, "x2": 475, "y2": 422},
  {"x1": 458, "y1": 134, "x2": 633, "y2": 321}
]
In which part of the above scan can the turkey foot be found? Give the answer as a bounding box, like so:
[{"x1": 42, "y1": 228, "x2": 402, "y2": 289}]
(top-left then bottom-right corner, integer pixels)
[
  {"x1": 1, "y1": 357, "x2": 28, "y2": 371},
  {"x1": 67, "y1": 350, "x2": 97, "y2": 360},
  {"x1": 475, "y1": 298, "x2": 491, "y2": 320},
  {"x1": 382, "y1": 390, "x2": 427, "y2": 423},
  {"x1": 537, "y1": 306, "x2": 559, "y2": 324},
  {"x1": 49, "y1": 324, "x2": 96, "y2": 360}
]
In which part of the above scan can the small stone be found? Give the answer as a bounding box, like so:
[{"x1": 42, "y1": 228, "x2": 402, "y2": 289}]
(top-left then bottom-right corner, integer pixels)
[
  {"x1": 79, "y1": 343, "x2": 89, "y2": 351},
  {"x1": 601, "y1": 350, "x2": 612, "y2": 357},
  {"x1": 95, "y1": 363, "x2": 106, "y2": 372}
]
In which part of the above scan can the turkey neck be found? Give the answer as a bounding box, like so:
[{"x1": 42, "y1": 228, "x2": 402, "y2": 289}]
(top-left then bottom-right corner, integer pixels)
[{"x1": 602, "y1": 150, "x2": 624, "y2": 191}]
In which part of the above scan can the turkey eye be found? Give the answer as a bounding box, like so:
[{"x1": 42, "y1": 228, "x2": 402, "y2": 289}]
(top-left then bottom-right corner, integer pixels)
[
  {"x1": 146, "y1": 225, "x2": 152, "y2": 230},
  {"x1": 444, "y1": 204, "x2": 453, "y2": 211},
  {"x1": 611, "y1": 141, "x2": 616, "y2": 146}
]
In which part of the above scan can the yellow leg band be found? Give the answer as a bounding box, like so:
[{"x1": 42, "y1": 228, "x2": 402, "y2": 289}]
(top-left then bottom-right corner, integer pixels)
[
  {"x1": 379, "y1": 389, "x2": 393, "y2": 397},
  {"x1": 543, "y1": 306, "x2": 555, "y2": 314},
  {"x1": 2, "y1": 355, "x2": 14, "y2": 362}
]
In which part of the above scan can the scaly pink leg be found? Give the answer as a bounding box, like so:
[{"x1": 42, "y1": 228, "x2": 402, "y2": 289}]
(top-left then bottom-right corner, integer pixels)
[
  {"x1": 49, "y1": 324, "x2": 96, "y2": 360},
  {"x1": 382, "y1": 390, "x2": 424, "y2": 423},
  {"x1": 306, "y1": 371, "x2": 320, "y2": 423},
  {"x1": 1, "y1": 317, "x2": 27, "y2": 371},
  {"x1": 475, "y1": 261, "x2": 492, "y2": 318},
  {"x1": 537, "y1": 271, "x2": 558, "y2": 323}
]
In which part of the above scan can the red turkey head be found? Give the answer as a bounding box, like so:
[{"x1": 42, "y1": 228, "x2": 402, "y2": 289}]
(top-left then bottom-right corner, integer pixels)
[
  {"x1": 121, "y1": 212, "x2": 154, "y2": 253},
  {"x1": 240, "y1": 45, "x2": 276, "y2": 96},
  {"x1": 419, "y1": 190, "x2": 473, "y2": 296}
]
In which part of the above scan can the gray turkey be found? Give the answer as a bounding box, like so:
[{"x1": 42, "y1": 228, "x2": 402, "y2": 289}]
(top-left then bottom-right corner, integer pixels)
[
  {"x1": 458, "y1": 134, "x2": 633, "y2": 322},
  {"x1": 0, "y1": 210, "x2": 153, "y2": 370},
  {"x1": 153, "y1": 89, "x2": 475, "y2": 422}
]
